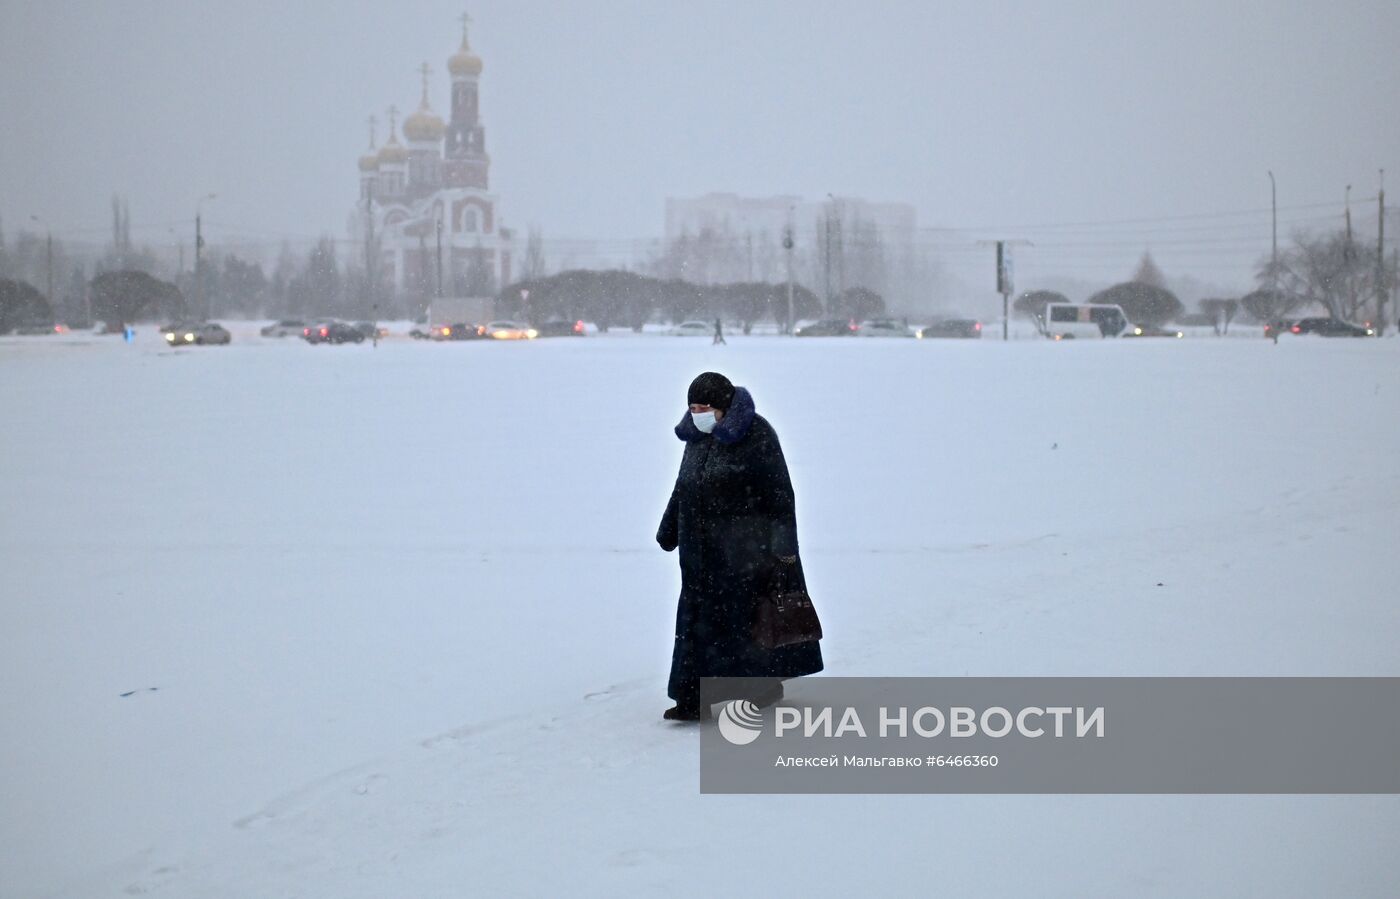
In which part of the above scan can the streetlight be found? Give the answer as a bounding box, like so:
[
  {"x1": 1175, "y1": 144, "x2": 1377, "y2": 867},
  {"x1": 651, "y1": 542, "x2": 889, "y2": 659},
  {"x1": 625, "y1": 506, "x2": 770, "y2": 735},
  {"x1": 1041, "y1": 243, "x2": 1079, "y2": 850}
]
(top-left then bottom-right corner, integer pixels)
[{"x1": 195, "y1": 193, "x2": 217, "y2": 320}]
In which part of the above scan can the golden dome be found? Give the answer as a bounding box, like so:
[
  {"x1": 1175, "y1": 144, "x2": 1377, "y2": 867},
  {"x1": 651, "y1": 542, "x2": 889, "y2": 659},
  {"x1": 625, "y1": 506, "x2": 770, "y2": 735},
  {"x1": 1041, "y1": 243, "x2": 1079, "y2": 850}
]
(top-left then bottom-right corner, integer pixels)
[
  {"x1": 377, "y1": 137, "x2": 408, "y2": 165},
  {"x1": 358, "y1": 152, "x2": 380, "y2": 172},
  {"x1": 403, "y1": 106, "x2": 446, "y2": 142},
  {"x1": 448, "y1": 37, "x2": 482, "y2": 77}
]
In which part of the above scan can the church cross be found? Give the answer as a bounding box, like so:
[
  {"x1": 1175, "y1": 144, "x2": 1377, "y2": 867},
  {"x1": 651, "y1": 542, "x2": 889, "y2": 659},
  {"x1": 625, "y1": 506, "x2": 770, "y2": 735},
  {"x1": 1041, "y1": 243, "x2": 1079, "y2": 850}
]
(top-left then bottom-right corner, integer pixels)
[{"x1": 418, "y1": 62, "x2": 433, "y2": 106}]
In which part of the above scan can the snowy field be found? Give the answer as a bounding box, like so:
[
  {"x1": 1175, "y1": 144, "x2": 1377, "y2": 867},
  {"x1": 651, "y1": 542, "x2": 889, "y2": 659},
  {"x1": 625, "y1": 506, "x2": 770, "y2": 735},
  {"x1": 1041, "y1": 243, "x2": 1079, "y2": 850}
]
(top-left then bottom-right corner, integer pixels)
[{"x1": 3, "y1": 327, "x2": 1400, "y2": 897}]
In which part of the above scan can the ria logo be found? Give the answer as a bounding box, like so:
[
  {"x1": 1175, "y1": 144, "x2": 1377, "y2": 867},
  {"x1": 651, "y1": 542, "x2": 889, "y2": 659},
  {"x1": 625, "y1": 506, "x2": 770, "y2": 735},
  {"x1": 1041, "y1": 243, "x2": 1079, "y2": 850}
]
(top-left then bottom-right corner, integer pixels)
[{"x1": 717, "y1": 700, "x2": 764, "y2": 745}]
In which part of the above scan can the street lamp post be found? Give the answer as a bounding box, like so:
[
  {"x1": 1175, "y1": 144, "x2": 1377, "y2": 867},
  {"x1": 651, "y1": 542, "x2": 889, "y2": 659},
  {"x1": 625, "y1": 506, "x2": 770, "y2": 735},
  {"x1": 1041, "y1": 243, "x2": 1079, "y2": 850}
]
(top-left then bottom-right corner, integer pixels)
[{"x1": 195, "y1": 193, "x2": 216, "y2": 320}]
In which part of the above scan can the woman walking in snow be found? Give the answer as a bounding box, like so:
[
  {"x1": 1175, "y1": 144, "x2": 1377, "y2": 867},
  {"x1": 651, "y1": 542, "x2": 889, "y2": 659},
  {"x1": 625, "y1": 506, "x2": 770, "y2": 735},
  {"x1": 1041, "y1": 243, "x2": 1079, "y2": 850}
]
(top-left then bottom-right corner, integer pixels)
[{"x1": 656, "y1": 372, "x2": 823, "y2": 721}]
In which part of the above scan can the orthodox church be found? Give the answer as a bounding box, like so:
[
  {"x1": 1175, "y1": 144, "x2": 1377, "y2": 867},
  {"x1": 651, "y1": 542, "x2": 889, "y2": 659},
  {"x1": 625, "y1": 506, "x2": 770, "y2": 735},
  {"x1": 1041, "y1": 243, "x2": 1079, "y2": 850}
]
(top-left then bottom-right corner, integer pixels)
[{"x1": 354, "y1": 16, "x2": 512, "y2": 300}]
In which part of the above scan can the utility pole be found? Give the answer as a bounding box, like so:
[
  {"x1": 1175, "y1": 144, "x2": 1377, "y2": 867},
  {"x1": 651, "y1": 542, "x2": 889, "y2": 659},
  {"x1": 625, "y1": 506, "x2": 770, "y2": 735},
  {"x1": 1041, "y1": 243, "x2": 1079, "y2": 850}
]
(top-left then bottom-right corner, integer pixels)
[
  {"x1": 1345, "y1": 184, "x2": 1353, "y2": 249},
  {"x1": 194, "y1": 193, "x2": 216, "y2": 320},
  {"x1": 417, "y1": 228, "x2": 429, "y2": 316},
  {"x1": 364, "y1": 196, "x2": 375, "y2": 308},
  {"x1": 1344, "y1": 185, "x2": 1359, "y2": 317},
  {"x1": 783, "y1": 223, "x2": 795, "y2": 334},
  {"x1": 834, "y1": 214, "x2": 845, "y2": 298},
  {"x1": 1267, "y1": 171, "x2": 1278, "y2": 302},
  {"x1": 822, "y1": 212, "x2": 833, "y2": 316},
  {"x1": 436, "y1": 215, "x2": 444, "y2": 300},
  {"x1": 996, "y1": 241, "x2": 1012, "y2": 341},
  {"x1": 1377, "y1": 170, "x2": 1386, "y2": 335},
  {"x1": 28, "y1": 215, "x2": 53, "y2": 310}
]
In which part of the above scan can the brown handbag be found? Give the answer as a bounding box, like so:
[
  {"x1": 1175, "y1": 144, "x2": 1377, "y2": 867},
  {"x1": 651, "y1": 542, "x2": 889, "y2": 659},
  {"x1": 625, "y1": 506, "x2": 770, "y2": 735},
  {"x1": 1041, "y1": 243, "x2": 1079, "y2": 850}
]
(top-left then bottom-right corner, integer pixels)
[{"x1": 753, "y1": 564, "x2": 823, "y2": 649}]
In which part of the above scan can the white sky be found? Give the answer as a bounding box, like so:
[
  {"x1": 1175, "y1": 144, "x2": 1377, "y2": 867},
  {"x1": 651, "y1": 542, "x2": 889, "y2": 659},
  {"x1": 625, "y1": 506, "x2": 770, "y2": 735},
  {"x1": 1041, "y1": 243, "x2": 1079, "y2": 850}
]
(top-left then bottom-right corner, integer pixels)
[{"x1": 2, "y1": 0, "x2": 1397, "y2": 291}]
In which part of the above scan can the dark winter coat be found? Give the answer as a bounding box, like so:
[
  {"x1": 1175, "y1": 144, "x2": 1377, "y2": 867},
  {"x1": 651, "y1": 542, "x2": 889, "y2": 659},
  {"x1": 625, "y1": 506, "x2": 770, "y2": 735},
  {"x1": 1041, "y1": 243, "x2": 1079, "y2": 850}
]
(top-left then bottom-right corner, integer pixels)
[{"x1": 657, "y1": 387, "x2": 823, "y2": 701}]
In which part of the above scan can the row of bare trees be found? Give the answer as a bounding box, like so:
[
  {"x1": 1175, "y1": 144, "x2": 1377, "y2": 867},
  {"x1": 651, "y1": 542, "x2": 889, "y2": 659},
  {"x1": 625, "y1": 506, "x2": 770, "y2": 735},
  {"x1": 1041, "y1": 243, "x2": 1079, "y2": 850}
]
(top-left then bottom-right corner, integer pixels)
[
  {"x1": 1012, "y1": 224, "x2": 1396, "y2": 333},
  {"x1": 1249, "y1": 228, "x2": 1395, "y2": 327}
]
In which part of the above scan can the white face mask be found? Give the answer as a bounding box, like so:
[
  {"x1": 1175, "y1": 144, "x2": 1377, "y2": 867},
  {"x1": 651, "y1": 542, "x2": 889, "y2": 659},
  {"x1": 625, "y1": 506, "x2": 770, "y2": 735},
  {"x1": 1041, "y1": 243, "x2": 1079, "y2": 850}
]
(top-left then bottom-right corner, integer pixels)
[{"x1": 691, "y1": 410, "x2": 718, "y2": 433}]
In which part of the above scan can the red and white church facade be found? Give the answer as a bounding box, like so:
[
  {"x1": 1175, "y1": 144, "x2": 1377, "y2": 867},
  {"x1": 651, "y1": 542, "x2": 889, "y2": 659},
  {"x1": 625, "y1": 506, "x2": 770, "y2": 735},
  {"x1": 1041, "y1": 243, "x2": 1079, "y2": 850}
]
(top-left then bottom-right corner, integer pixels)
[{"x1": 353, "y1": 17, "x2": 513, "y2": 300}]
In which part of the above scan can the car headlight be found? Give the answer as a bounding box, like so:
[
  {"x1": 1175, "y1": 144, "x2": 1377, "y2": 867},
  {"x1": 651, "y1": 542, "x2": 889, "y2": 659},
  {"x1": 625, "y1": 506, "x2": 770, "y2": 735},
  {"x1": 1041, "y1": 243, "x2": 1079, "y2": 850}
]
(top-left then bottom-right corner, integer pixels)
[
  {"x1": 165, "y1": 332, "x2": 176, "y2": 341},
  {"x1": 184, "y1": 333, "x2": 195, "y2": 342},
  {"x1": 526, "y1": 329, "x2": 538, "y2": 339}
]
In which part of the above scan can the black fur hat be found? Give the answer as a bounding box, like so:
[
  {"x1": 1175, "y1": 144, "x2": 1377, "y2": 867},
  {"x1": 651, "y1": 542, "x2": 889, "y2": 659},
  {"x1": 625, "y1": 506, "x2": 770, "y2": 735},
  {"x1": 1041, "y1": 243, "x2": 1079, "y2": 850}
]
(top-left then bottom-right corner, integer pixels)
[{"x1": 687, "y1": 371, "x2": 735, "y2": 410}]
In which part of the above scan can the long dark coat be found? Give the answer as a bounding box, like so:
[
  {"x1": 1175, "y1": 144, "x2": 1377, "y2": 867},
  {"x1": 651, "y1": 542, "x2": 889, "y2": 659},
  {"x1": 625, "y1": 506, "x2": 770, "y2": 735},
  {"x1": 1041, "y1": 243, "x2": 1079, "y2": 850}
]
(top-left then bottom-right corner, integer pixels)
[{"x1": 657, "y1": 387, "x2": 823, "y2": 702}]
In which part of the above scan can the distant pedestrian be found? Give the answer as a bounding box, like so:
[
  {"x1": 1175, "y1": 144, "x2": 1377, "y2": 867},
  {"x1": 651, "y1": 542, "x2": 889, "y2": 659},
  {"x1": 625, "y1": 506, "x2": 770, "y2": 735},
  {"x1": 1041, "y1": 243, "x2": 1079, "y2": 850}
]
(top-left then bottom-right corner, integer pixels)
[
  {"x1": 712, "y1": 318, "x2": 726, "y2": 345},
  {"x1": 656, "y1": 372, "x2": 823, "y2": 721}
]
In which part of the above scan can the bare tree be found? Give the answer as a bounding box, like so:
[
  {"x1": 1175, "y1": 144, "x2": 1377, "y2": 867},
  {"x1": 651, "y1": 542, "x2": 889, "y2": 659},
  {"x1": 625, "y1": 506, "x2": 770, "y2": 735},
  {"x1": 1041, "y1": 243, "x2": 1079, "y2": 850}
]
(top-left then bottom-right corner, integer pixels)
[
  {"x1": 1198, "y1": 297, "x2": 1239, "y2": 334},
  {"x1": 1239, "y1": 287, "x2": 1305, "y2": 323},
  {"x1": 1275, "y1": 229, "x2": 1382, "y2": 322}
]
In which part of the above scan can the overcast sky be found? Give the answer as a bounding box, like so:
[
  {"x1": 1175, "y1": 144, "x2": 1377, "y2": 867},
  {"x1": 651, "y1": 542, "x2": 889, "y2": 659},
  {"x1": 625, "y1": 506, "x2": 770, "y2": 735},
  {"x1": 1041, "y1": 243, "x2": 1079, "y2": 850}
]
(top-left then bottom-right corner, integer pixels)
[{"x1": 2, "y1": 0, "x2": 1397, "y2": 290}]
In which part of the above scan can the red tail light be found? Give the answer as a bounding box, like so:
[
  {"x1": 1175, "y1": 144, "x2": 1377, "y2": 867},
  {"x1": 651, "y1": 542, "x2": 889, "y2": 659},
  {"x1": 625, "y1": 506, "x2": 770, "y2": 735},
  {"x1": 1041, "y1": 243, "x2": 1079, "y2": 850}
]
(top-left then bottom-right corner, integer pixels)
[
  {"x1": 574, "y1": 320, "x2": 584, "y2": 333},
  {"x1": 320, "y1": 327, "x2": 329, "y2": 337},
  {"x1": 303, "y1": 327, "x2": 310, "y2": 336},
  {"x1": 1290, "y1": 325, "x2": 1301, "y2": 334},
  {"x1": 974, "y1": 322, "x2": 982, "y2": 331}
]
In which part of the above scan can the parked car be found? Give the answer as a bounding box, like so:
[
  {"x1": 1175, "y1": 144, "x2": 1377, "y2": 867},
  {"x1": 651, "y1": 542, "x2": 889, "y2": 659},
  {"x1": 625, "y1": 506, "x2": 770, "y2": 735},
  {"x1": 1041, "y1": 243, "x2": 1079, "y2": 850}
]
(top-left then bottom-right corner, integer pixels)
[
  {"x1": 1125, "y1": 324, "x2": 1185, "y2": 338},
  {"x1": 484, "y1": 321, "x2": 537, "y2": 340},
  {"x1": 13, "y1": 322, "x2": 62, "y2": 336},
  {"x1": 302, "y1": 321, "x2": 364, "y2": 344},
  {"x1": 1284, "y1": 317, "x2": 1376, "y2": 338},
  {"x1": 795, "y1": 319, "x2": 859, "y2": 337},
  {"x1": 164, "y1": 322, "x2": 231, "y2": 346},
  {"x1": 534, "y1": 319, "x2": 588, "y2": 337},
  {"x1": 432, "y1": 322, "x2": 487, "y2": 340},
  {"x1": 350, "y1": 321, "x2": 383, "y2": 341},
  {"x1": 917, "y1": 319, "x2": 982, "y2": 339},
  {"x1": 260, "y1": 319, "x2": 307, "y2": 338},
  {"x1": 859, "y1": 319, "x2": 915, "y2": 338},
  {"x1": 668, "y1": 320, "x2": 713, "y2": 337}
]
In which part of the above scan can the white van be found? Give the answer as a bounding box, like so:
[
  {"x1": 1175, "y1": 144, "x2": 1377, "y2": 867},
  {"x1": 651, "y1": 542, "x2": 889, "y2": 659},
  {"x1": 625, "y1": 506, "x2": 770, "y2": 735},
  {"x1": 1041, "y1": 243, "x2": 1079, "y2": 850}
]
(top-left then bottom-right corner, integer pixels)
[{"x1": 1039, "y1": 303, "x2": 1132, "y2": 339}]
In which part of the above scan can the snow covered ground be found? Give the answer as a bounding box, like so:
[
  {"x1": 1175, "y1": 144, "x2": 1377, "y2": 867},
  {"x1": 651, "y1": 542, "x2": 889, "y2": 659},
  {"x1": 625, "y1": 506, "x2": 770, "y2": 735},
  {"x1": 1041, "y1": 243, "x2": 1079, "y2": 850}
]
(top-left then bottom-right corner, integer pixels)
[{"x1": 3, "y1": 327, "x2": 1399, "y2": 897}]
